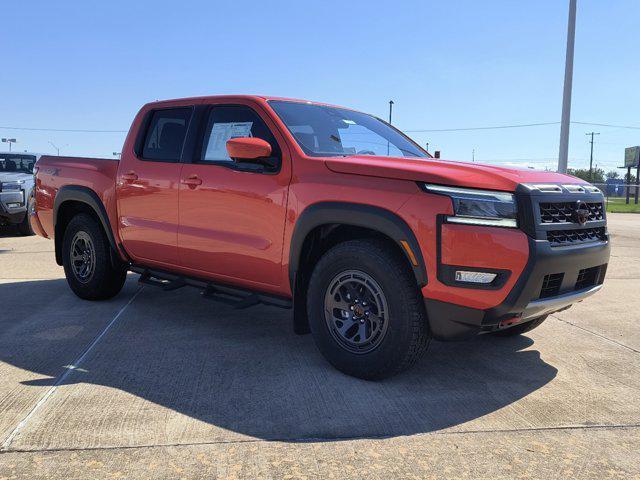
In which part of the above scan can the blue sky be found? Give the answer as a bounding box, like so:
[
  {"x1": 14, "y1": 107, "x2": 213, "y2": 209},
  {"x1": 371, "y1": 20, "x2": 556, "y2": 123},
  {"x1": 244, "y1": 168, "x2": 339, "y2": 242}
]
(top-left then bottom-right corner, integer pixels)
[{"x1": 2, "y1": 0, "x2": 639, "y2": 173}]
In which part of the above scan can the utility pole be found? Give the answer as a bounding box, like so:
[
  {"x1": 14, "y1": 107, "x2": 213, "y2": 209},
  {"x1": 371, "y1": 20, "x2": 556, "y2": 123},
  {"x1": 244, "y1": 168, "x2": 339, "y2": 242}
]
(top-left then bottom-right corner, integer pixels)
[
  {"x1": 48, "y1": 141, "x2": 68, "y2": 156},
  {"x1": 387, "y1": 100, "x2": 394, "y2": 156},
  {"x1": 472, "y1": 149, "x2": 475, "y2": 162},
  {"x1": 586, "y1": 132, "x2": 599, "y2": 181},
  {"x1": 558, "y1": 0, "x2": 577, "y2": 173}
]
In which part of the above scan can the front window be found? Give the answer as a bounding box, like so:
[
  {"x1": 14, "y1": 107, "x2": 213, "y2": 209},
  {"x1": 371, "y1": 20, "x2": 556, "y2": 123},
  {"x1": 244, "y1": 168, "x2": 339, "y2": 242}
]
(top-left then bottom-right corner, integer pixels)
[
  {"x1": 269, "y1": 100, "x2": 427, "y2": 158},
  {"x1": 0, "y1": 154, "x2": 36, "y2": 174}
]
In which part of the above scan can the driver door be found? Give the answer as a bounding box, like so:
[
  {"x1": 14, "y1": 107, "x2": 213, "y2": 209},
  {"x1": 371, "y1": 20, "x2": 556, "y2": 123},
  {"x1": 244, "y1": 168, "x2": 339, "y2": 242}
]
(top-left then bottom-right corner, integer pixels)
[{"x1": 177, "y1": 101, "x2": 291, "y2": 290}]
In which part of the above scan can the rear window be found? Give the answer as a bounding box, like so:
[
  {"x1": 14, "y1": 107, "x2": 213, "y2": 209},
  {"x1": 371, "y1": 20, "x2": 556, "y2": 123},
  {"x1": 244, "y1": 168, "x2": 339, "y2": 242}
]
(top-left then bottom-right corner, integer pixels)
[{"x1": 142, "y1": 108, "x2": 192, "y2": 161}]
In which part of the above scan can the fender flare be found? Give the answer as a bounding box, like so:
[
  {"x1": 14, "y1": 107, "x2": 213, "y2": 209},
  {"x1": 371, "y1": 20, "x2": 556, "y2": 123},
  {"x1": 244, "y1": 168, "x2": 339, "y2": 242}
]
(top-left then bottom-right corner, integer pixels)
[
  {"x1": 53, "y1": 185, "x2": 120, "y2": 265},
  {"x1": 289, "y1": 202, "x2": 428, "y2": 289}
]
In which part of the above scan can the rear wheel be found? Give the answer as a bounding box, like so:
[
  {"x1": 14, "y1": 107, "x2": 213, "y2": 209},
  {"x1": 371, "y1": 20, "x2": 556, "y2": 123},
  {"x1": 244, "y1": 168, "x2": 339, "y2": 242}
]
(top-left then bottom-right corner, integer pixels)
[
  {"x1": 492, "y1": 315, "x2": 547, "y2": 337},
  {"x1": 307, "y1": 239, "x2": 430, "y2": 380},
  {"x1": 62, "y1": 213, "x2": 126, "y2": 300}
]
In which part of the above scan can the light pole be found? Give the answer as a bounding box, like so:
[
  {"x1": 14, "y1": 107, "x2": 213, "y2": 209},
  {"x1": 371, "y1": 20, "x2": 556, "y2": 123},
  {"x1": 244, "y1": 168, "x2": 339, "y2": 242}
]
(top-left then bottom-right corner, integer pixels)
[
  {"x1": 558, "y1": 0, "x2": 577, "y2": 173},
  {"x1": 1, "y1": 138, "x2": 17, "y2": 152}
]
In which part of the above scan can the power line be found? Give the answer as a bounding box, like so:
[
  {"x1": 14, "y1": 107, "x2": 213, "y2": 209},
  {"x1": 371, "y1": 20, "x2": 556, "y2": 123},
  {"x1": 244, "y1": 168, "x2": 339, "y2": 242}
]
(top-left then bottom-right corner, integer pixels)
[
  {"x1": 407, "y1": 121, "x2": 640, "y2": 133},
  {"x1": 0, "y1": 126, "x2": 127, "y2": 133},
  {"x1": 0, "y1": 120, "x2": 638, "y2": 135},
  {"x1": 572, "y1": 121, "x2": 640, "y2": 130},
  {"x1": 405, "y1": 122, "x2": 559, "y2": 133}
]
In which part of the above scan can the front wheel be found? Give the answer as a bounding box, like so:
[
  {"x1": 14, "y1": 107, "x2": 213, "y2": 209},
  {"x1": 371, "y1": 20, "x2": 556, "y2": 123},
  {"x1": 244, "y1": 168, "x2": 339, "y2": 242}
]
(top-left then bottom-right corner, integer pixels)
[
  {"x1": 307, "y1": 239, "x2": 430, "y2": 380},
  {"x1": 62, "y1": 213, "x2": 126, "y2": 300}
]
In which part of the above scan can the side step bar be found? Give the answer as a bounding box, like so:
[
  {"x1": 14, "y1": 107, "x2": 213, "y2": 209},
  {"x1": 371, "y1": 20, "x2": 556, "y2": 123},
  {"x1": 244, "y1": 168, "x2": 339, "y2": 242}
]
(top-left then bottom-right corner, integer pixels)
[{"x1": 131, "y1": 266, "x2": 292, "y2": 310}]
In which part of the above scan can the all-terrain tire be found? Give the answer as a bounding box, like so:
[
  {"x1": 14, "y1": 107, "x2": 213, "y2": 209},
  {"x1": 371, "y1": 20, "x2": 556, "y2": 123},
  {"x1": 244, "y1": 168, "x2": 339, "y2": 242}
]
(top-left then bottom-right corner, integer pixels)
[
  {"x1": 62, "y1": 213, "x2": 126, "y2": 300},
  {"x1": 307, "y1": 239, "x2": 430, "y2": 380},
  {"x1": 491, "y1": 315, "x2": 548, "y2": 337}
]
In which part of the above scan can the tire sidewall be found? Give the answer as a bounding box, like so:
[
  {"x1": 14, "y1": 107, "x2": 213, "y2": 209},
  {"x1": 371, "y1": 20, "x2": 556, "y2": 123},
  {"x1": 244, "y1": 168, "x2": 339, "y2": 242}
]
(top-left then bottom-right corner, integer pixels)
[
  {"x1": 17, "y1": 197, "x2": 35, "y2": 236},
  {"x1": 308, "y1": 242, "x2": 423, "y2": 378},
  {"x1": 62, "y1": 214, "x2": 113, "y2": 298}
]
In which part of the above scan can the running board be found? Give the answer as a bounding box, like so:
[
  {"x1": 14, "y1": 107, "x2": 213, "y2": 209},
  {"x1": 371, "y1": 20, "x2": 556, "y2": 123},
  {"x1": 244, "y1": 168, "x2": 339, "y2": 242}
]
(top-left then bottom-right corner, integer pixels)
[
  {"x1": 131, "y1": 266, "x2": 291, "y2": 310},
  {"x1": 138, "y1": 271, "x2": 187, "y2": 291}
]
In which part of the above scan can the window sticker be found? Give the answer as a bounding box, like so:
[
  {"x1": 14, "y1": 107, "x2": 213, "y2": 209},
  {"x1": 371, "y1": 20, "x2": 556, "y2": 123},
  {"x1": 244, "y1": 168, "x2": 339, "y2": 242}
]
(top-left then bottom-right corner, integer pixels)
[{"x1": 204, "y1": 122, "x2": 253, "y2": 160}]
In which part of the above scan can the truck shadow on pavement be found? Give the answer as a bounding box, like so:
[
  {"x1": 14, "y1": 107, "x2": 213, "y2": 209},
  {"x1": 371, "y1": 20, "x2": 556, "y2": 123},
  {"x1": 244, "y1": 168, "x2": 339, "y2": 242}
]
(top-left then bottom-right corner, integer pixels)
[
  {"x1": 0, "y1": 226, "x2": 22, "y2": 238},
  {"x1": 2, "y1": 278, "x2": 558, "y2": 441}
]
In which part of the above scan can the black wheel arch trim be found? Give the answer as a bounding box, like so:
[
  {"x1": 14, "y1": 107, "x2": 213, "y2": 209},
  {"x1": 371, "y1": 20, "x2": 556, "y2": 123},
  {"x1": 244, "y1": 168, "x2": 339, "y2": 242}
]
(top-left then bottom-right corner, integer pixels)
[
  {"x1": 53, "y1": 185, "x2": 124, "y2": 266},
  {"x1": 289, "y1": 202, "x2": 428, "y2": 290}
]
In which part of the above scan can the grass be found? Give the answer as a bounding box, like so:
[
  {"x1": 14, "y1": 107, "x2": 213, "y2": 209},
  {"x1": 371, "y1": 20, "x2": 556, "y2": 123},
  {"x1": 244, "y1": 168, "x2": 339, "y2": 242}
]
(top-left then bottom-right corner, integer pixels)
[{"x1": 606, "y1": 197, "x2": 640, "y2": 213}]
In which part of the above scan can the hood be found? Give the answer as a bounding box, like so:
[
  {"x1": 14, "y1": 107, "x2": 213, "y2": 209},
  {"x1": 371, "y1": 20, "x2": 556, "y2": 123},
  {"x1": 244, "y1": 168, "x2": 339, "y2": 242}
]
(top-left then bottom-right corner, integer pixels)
[
  {"x1": 324, "y1": 155, "x2": 585, "y2": 192},
  {"x1": 0, "y1": 172, "x2": 34, "y2": 186}
]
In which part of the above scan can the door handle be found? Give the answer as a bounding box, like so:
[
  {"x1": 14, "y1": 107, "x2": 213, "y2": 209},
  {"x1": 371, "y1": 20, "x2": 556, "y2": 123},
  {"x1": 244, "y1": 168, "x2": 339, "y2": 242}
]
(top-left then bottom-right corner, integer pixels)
[
  {"x1": 182, "y1": 175, "x2": 202, "y2": 187},
  {"x1": 121, "y1": 171, "x2": 138, "y2": 182}
]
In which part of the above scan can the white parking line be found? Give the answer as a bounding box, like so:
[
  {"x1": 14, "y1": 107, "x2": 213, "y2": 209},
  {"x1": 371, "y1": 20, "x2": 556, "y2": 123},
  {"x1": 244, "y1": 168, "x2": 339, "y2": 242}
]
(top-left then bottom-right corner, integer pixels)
[{"x1": 0, "y1": 287, "x2": 143, "y2": 451}]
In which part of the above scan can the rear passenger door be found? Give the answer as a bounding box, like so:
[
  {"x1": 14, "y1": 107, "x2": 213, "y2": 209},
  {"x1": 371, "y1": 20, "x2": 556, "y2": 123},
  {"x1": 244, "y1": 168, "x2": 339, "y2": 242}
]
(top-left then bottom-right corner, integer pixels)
[
  {"x1": 177, "y1": 101, "x2": 291, "y2": 290},
  {"x1": 117, "y1": 106, "x2": 193, "y2": 267}
]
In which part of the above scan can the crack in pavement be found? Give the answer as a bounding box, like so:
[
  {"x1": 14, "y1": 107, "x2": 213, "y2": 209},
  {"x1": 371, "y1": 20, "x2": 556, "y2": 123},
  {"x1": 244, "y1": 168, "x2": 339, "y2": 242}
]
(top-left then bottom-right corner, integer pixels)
[
  {"x1": 0, "y1": 287, "x2": 143, "y2": 452},
  {"x1": 1, "y1": 423, "x2": 639, "y2": 455},
  {"x1": 550, "y1": 314, "x2": 640, "y2": 354}
]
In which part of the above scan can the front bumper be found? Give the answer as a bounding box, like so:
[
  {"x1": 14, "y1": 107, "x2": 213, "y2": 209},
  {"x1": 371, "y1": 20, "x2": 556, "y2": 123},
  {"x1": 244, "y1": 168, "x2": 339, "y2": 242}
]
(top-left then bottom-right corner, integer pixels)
[
  {"x1": 521, "y1": 284, "x2": 601, "y2": 321},
  {"x1": 425, "y1": 235, "x2": 610, "y2": 340},
  {"x1": 0, "y1": 190, "x2": 27, "y2": 225}
]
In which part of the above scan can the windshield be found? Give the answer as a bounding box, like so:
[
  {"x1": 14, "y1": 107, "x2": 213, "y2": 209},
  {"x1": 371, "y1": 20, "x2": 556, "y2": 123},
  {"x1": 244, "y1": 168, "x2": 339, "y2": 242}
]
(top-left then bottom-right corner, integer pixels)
[
  {"x1": 0, "y1": 154, "x2": 36, "y2": 174},
  {"x1": 269, "y1": 101, "x2": 427, "y2": 158}
]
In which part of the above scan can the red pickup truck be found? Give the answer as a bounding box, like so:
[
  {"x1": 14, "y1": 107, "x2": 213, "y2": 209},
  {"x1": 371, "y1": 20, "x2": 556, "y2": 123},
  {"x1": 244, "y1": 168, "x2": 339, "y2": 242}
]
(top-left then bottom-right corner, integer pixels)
[{"x1": 31, "y1": 95, "x2": 610, "y2": 379}]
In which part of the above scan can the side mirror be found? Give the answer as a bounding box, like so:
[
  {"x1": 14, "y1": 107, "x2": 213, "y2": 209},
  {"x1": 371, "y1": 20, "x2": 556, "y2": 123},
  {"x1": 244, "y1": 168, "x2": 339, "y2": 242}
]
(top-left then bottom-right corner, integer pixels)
[{"x1": 226, "y1": 137, "x2": 272, "y2": 161}]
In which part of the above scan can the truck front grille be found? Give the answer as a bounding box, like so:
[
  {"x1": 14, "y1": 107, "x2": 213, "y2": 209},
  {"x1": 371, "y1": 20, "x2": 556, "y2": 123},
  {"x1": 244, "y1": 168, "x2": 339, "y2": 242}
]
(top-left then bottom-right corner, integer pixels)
[
  {"x1": 539, "y1": 273, "x2": 564, "y2": 298},
  {"x1": 539, "y1": 202, "x2": 604, "y2": 223},
  {"x1": 547, "y1": 227, "x2": 606, "y2": 246}
]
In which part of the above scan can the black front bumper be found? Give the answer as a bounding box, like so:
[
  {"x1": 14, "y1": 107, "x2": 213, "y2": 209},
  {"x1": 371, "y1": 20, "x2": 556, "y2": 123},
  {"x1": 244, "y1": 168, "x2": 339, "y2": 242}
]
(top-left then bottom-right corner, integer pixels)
[
  {"x1": 425, "y1": 184, "x2": 611, "y2": 340},
  {"x1": 425, "y1": 237, "x2": 610, "y2": 340}
]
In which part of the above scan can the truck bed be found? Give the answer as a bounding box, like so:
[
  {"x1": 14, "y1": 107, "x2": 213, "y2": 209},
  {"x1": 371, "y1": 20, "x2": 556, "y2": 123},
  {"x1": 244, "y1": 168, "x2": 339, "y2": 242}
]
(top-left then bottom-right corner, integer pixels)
[{"x1": 34, "y1": 156, "x2": 119, "y2": 239}]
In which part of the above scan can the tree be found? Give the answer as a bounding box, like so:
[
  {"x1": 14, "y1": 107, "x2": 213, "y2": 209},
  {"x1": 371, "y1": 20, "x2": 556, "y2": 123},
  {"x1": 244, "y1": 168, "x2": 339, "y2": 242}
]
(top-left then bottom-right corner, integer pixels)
[
  {"x1": 567, "y1": 167, "x2": 605, "y2": 183},
  {"x1": 606, "y1": 170, "x2": 619, "y2": 180}
]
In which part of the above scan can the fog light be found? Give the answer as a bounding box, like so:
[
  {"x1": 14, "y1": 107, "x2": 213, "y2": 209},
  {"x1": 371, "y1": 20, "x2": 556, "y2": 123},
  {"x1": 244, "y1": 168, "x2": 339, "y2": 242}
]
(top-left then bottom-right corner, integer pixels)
[{"x1": 455, "y1": 270, "x2": 497, "y2": 284}]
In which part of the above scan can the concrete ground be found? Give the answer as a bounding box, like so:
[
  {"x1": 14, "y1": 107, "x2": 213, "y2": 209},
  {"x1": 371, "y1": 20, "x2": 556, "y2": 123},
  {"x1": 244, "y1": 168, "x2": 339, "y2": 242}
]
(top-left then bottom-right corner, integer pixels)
[{"x1": 0, "y1": 214, "x2": 638, "y2": 479}]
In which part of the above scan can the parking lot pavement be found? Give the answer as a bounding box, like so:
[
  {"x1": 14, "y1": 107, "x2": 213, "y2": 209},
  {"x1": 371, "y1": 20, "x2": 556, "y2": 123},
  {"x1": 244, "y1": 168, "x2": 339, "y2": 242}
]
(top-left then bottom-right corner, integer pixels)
[{"x1": 1, "y1": 214, "x2": 639, "y2": 479}]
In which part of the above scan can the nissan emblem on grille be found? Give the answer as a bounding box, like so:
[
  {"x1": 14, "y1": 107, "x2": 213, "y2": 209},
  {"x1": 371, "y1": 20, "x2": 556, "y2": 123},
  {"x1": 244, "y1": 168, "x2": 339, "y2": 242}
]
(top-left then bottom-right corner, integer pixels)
[{"x1": 573, "y1": 202, "x2": 589, "y2": 225}]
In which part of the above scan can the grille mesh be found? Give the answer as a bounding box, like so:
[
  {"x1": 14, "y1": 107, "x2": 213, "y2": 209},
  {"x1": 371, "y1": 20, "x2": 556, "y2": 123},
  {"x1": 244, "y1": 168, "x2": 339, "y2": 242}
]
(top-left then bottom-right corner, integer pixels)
[
  {"x1": 539, "y1": 202, "x2": 604, "y2": 223},
  {"x1": 575, "y1": 266, "x2": 600, "y2": 290},
  {"x1": 547, "y1": 227, "x2": 606, "y2": 246},
  {"x1": 540, "y1": 273, "x2": 564, "y2": 298}
]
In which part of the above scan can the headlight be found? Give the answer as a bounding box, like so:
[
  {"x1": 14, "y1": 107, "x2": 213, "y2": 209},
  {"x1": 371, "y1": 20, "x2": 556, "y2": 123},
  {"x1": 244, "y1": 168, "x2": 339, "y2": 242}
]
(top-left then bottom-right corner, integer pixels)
[
  {"x1": 0, "y1": 180, "x2": 24, "y2": 191},
  {"x1": 422, "y1": 183, "x2": 518, "y2": 228}
]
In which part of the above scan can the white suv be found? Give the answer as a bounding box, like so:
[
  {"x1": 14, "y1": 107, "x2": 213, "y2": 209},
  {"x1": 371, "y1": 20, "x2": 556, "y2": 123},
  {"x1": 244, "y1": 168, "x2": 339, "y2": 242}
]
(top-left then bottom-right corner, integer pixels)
[{"x1": 0, "y1": 152, "x2": 39, "y2": 235}]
